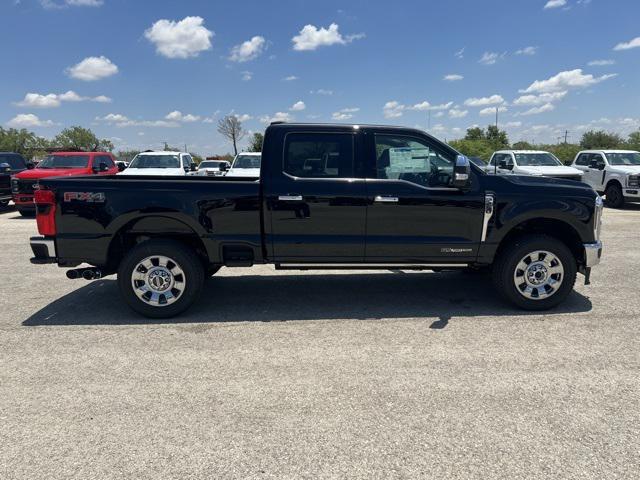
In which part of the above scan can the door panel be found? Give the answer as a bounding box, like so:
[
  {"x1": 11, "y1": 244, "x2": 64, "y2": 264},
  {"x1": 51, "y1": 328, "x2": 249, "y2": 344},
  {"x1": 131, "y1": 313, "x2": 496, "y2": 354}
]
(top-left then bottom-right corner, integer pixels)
[
  {"x1": 364, "y1": 132, "x2": 484, "y2": 262},
  {"x1": 266, "y1": 131, "x2": 367, "y2": 261}
]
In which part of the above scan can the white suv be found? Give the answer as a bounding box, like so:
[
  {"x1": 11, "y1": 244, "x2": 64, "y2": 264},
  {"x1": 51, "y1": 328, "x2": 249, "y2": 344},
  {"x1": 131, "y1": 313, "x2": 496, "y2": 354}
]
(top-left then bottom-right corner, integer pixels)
[
  {"x1": 571, "y1": 150, "x2": 640, "y2": 208},
  {"x1": 118, "y1": 151, "x2": 196, "y2": 176},
  {"x1": 487, "y1": 150, "x2": 583, "y2": 181}
]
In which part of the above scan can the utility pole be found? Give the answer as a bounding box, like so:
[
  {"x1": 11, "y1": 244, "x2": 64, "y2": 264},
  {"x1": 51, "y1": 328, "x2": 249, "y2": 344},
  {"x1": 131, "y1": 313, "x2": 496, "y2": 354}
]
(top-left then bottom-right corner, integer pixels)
[
  {"x1": 495, "y1": 107, "x2": 499, "y2": 129},
  {"x1": 563, "y1": 130, "x2": 569, "y2": 144}
]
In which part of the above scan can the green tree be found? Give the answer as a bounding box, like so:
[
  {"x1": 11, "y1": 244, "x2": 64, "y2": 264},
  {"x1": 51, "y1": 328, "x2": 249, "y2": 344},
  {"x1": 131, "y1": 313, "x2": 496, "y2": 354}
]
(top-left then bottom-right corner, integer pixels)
[
  {"x1": 486, "y1": 125, "x2": 509, "y2": 148},
  {"x1": 543, "y1": 143, "x2": 582, "y2": 165},
  {"x1": 0, "y1": 127, "x2": 50, "y2": 157},
  {"x1": 115, "y1": 149, "x2": 141, "y2": 162},
  {"x1": 464, "y1": 127, "x2": 485, "y2": 141},
  {"x1": 626, "y1": 130, "x2": 640, "y2": 151},
  {"x1": 580, "y1": 130, "x2": 624, "y2": 150},
  {"x1": 53, "y1": 126, "x2": 113, "y2": 152},
  {"x1": 512, "y1": 141, "x2": 534, "y2": 150},
  {"x1": 247, "y1": 132, "x2": 264, "y2": 152}
]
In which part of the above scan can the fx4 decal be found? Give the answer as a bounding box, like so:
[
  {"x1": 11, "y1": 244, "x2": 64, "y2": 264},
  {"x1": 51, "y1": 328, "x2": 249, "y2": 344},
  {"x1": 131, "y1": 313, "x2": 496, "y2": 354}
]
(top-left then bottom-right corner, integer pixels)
[{"x1": 63, "y1": 192, "x2": 106, "y2": 203}]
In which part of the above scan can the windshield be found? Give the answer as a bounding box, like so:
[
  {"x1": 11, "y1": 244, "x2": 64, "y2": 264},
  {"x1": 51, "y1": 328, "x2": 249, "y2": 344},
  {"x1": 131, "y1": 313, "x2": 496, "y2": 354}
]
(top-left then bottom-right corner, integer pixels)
[
  {"x1": 0, "y1": 154, "x2": 26, "y2": 170},
  {"x1": 515, "y1": 153, "x2": 562, "y2": 167},
  {"x1": 38, "y1": 155, "x2": 90, "y2": 169},
  {"x1": 129, "y1": 154, "x2": 181, "y2": 169},
  {"x1": 199, "y1": 161, "x2": 223, "y2": 169},
  {"x1": 606, "y1": 152, "x2": 640, "y2": 166},
  {"x1": 232, "y1": 155, "x2": 261, "y2": 169}
]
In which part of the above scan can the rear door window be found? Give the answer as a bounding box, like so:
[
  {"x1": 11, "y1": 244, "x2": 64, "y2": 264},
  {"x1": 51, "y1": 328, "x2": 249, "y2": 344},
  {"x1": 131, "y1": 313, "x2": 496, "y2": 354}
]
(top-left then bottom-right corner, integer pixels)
[{"x1": 284, "y1": 133, "x2": 354, "y2": 178}]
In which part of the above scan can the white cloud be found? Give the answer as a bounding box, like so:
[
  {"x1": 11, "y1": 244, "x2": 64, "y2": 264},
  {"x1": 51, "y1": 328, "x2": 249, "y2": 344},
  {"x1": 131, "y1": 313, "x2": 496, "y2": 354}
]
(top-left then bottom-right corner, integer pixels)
[
  {"x1": 310, "y1": 89, "x2": 333, "y2": 95},
  {"x1": 515, "y1": 46, "x2": 538, "y2": 55},
  {"x1": 289, "y1": 101, "x2": 306, "y2": 111},
  {"x1": 613, "y1": 36, "x2": 640, "y2": 51},
  {"x1": 513, "y1": 91, "x2": 567, "y2": 105},
  {"x1": 479, "y1": 51, "x2": 504, "y2": 65},
  {"x1": 503, "y1": 121, "x2": 523, "y2": 128},
  {"x1": 454, "y1": 47, "x2": 465, "y2": 59},
  {"x1": 15, "y1": 90, "x2": 112, "y2": 107},
  {"x1": 479, "y1": 106, "x2": 508, "y2": 116},
  {"x1": 96, "y1": 113, "x2": 180, "y2": 128},
  {"x1": 66, "y1": 56, "x2": 118, "y2": 81},
  {"x1": 165, "y1": 111, "x2": 201, "y2": 122},
  {"x1": 518, "y1": 103, "x2": 556, "y2": 116},
  {"x1": 410, "y1": 101, "x2": 453, "y2": 111},
  {"x1": 383, "y1": 101, "x2": 405, "y2": 119},
  {"x1": 443, "y1": 74, "x2": 463, "y2": 81},
  {"x1": 241, "y1": 71, "x2": 253, "y2": 81},
  {"x1": 41, "y1": 0, "x2": 102, "y2": 8},
  {"x1": 260, "y1": 112, "x2": 293, "y2": 123},
  {"x1": 332, "y1": 107, "x2": 359, "y2": 120},
  {"x1": 544, "y1": 0, "x2": 567, "y2": 9},
  {"x1": 283, "y1": 75, "x2": 299, "y2": 81},
  {"x1": 229, "y1": 36, "x2": 267, "y2": 62},
  {"x1": 520, "y1": 69, "x2": 617, "y2": 93},
  {"x1": 464, "y1": 95, "x2": 505, "y2": 107},
  {"x1": 588, "y1": 59, "x2": 615, "y2": 66},
  {"x1": 144, "y1": 16, "x2": 213, "y2": 59},
  {"x1": 7, "y1": 114, "x2": 56, "y2": 128},
  {"x1": 236, "y1": 114, "x2": 252, "y2": 122},
  {"x1": 448, "y1": 108, "x2": 468, "y2": 119},
  {"x1": 292, "y1": 23, "x2": 364, "y2": 51}
]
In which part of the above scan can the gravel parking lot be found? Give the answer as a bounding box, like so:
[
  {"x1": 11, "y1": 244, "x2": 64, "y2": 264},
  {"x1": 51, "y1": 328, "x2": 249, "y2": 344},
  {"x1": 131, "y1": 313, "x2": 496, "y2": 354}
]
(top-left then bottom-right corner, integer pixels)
[{"x1": 1, "y1": 205, "x2": 639, "y2": 479}]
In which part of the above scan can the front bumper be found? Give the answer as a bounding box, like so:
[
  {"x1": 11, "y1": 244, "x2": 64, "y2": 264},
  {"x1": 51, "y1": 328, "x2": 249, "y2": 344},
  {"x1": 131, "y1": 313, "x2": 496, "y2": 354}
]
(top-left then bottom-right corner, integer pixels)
[
  {"x1": 30, "y1": 236, "x2": 57, "y2": 264},
  {"x1": 13, "y1": 194, "x2": 35, "y2": 207}
]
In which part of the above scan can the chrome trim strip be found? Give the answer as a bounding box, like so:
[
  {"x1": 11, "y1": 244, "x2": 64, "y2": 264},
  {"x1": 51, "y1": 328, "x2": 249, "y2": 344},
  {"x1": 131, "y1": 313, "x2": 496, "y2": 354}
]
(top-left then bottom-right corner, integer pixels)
[
  {"x1": 584, "y1": 241, "x2": 602, "y2": 268},
  {"x1": 278, "y1": 195, "x2": 303, "y2": 201},
  {"x1": 277, "y1": 263, "x2": 469, "y2": 268},
  {"x1": 481, "y1": 194, "x2": 495, "y2": 242}
]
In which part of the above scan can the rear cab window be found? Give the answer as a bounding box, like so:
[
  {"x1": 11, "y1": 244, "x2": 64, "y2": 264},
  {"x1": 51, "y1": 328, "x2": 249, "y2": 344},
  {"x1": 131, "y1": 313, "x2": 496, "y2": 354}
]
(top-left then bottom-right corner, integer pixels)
[{"x1": 283, "y1": 133, "x2": 354, "y2": 178}]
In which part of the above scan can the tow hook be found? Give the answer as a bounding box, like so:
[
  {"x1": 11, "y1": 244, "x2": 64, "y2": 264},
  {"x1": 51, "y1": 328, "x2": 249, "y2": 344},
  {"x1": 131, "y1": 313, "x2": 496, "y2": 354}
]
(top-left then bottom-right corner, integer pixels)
[{"x1": 66, "y1": 267, "x2": 103, "y2": 281}]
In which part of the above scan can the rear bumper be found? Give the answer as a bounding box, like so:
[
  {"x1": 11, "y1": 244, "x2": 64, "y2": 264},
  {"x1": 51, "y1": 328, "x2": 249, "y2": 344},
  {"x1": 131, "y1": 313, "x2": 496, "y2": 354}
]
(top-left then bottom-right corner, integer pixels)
[
  {"x1": 584, "y1": 241, "x2": 603, "y2": 268},
  {"x1": 30, "y1": 236, "x2": 57, "y2": 264}
]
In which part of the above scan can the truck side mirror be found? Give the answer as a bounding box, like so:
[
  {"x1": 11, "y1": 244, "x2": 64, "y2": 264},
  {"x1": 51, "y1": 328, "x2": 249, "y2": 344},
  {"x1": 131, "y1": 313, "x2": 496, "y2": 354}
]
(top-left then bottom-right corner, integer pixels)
[
  {"x1": 498, "y1": 159, "x2": 513, "y2": 170},
  {"x1": 220, "y1": 162, "x2": 229, "y2": 172},
  {"x1": 453, "y1": 155, "x2": 471, "y2": 190},
  {"x1": 27, "y1": 162, "x2": 35, "y2": 170},
  {"x1": 190, "y1": 163, "x2": 197, "y2": 172},
  {"x1": 0, "y1": 163, "x2": 10, "y2": 173},
  {"x1": 117, "y1": 162, "x2": 126, "y2": 172}
]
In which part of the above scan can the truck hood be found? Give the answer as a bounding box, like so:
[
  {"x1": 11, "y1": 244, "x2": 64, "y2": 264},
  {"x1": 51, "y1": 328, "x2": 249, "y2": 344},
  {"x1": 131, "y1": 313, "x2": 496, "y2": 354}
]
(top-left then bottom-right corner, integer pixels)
[
  {"x1": 118, "y1": 168, "x2": 185, "y2": 176},
  {"x1": 14, "y1": 168, "x2": 89, "y2": 179},
  {"x1": 226, "y1": 168, "x2": 260, "y2": 177},
  {"x1": 608, "y1": 165, "x2": 640, "y2": 174},
  {"x1": 506, "y1": 174, "x2": 594, "y2": 190},
  {"x1": 517, "y1": 165, "x2": 583, "y2": 176}
]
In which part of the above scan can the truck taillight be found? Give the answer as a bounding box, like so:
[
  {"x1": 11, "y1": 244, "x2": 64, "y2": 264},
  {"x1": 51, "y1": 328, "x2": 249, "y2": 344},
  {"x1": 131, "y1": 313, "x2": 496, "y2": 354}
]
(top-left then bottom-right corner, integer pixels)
[{"x1": 34, "y1": 189, "x2": 56, "y2": 236}]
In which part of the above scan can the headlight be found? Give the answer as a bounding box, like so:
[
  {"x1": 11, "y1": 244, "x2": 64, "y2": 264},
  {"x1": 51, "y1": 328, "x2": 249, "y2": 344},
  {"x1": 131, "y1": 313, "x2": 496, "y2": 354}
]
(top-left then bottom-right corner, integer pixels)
[
  {"x1": 10, "y1": 177, "x2": 19, "y2": 193},
  {"x1": 628, "y1": 175, "x2": 640, "y2": 188}
]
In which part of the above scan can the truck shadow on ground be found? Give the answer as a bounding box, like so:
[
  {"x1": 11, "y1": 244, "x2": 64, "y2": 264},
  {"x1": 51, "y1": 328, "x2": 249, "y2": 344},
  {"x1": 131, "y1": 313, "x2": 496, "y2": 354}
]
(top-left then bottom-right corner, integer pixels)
[{"x1": 23, "y1": 271, "x2": 593, "y2": 327}]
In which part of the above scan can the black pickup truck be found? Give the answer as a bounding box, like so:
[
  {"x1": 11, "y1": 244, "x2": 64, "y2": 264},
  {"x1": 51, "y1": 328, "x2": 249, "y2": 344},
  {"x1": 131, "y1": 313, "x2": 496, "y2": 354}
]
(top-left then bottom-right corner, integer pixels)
[
  {"x1": 30, "y1": 123, "x2": 603, "y2": 318},
  {"x1": 0, "y1": 152, "x2": 31, "y2": 208}
]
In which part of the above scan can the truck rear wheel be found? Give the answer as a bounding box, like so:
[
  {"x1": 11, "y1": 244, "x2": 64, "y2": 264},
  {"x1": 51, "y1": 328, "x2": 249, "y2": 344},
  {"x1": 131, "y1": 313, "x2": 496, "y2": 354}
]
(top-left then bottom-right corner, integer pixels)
[
  {"x1": 492, "y1": 234, "x2": 577, "y2": 311},
  {"x1": 118, "y1": 239, "x2": 205, "y2": 319},
  {"x1": 604, "y1": 183, "x2": 624, "y2": 208}
]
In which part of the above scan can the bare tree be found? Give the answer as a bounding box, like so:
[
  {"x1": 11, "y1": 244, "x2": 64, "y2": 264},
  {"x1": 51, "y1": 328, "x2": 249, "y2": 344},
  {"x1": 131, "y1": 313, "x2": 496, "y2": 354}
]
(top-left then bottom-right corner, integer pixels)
[{"x1": 217, "y1": 115, "x2": 246, "y2": 156}]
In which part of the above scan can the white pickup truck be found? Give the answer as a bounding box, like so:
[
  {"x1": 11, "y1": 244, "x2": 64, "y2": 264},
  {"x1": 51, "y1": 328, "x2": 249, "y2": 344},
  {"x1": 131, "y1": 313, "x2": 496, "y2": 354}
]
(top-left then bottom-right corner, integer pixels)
[
  {"x1": 225, "y1": 152, "x2": 261, "y2": 178},
  {"x1": 118, "y1": 151, "x2": 196, "y2": 176},
  {"x1": 486, "y1": 150, "x2": 584, "y2": 181},
  {"x1": 571, "y1": 150, "x2": 640, "y2": 208}
]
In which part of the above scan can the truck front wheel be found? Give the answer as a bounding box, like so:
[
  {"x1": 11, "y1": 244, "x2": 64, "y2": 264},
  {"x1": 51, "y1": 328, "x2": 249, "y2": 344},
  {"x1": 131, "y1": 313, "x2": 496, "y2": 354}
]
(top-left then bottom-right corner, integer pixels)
[
  {"x1": 118, "y1": 239, "x2": 205, "y2": 319},
  {"x1": 492, "y1": 235, "x2": 577, "y2": 311},
  {"x1": 604, "y1": 183, "x2": 624, "y2": 208}
]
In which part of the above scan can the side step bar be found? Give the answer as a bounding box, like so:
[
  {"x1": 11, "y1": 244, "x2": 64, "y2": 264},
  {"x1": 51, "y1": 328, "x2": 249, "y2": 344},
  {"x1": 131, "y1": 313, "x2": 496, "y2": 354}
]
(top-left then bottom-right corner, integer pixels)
[{"x1": 275, "y1": 263, "x2": 469, "y2": 271}]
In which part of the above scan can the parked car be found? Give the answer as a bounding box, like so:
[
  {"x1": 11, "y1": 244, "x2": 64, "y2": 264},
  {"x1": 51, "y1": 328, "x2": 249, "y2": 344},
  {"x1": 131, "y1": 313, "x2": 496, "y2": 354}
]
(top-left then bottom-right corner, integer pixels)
[
  {"x1": 194, "y1": 160, "x2": 230, "y2": 177},
  {"x1": 11, "y1": 151, "x2": 118, "y2": 216},
  {"x1": 225, "y1": 152, "x2": 261, "y2": 177},
  {"x1": 118, "y1": 151, "x2": 196, "y2": 176},
  {"x1": 0, "y1": 152, "x2": 32, "y2": 209},
  {"x1": 29, "y1": 123, "x2": 603, "y2": 318},
  {"x1": 487, "y1": 150, "x2": 583, "y2": 181},
  {"x1": 571, "y1": 150, "x2": 640, "y2": 208}
]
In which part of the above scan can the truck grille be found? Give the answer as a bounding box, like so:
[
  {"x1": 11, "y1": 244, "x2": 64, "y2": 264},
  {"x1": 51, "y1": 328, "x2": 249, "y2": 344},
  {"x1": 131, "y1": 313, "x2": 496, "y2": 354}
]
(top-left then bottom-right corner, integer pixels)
[
  {"x1": 551, "y1": 175, "x2": 582, "y2": 182},
  {"x1": 0, "y1": 175, "x2": 10, "y2": 190}
]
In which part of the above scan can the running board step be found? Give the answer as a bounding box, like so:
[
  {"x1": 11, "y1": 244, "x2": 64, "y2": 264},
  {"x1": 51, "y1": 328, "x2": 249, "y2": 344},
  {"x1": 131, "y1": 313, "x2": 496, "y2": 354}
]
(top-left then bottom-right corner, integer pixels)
[{"x1": 275, "y1": 263, "x2": 468, "y2": 271}]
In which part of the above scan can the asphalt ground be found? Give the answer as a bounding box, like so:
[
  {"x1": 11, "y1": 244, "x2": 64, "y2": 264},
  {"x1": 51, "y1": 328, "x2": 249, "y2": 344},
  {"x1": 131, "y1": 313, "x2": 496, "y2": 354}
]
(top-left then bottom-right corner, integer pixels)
[{"x1": 1, "y1": 204, "x2": 638, "y2": 479}]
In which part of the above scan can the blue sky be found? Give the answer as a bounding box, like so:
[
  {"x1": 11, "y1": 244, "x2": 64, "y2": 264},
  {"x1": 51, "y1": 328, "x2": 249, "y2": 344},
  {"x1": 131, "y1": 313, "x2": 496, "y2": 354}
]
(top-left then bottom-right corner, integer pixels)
[{"x1": 2, "y1": 0, "x2": 640, "y2": 154}]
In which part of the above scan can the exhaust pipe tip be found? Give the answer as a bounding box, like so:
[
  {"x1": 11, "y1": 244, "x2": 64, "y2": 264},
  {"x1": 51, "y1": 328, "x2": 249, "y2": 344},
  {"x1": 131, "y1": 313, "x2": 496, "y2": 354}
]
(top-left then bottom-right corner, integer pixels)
[
  {"x1": 82, "y1": 270, "x2": 94, "y2": 280},
  {"x1": 66, "y1": 270, "x2": 80, "y2": 280}
]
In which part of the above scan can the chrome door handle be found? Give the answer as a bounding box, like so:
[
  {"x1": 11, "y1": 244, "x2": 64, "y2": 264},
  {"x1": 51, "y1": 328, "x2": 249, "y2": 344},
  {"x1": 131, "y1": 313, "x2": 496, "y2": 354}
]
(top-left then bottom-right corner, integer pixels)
[
  {"x1": 374, "y1": 195, "x2": 399, "y2": 203},
  {"x1": 278, "y1": 195, "x2": 303, "y2": 201}
]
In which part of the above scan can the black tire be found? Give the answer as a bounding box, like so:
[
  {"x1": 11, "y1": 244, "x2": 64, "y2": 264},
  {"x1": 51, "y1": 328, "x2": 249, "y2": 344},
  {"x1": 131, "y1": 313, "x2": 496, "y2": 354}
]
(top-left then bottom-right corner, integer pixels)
[
  {"x1": 0, "y1": 200, "x2": 9, "y2": 210},
  {"x1": 604, "y1": 183, "x2": 624, "y2": 209},
  {"x1": 118, "y1": 239, "x2": 205, "y2": 319},
  {"x1": 18, "y1": 208, "x2": 35, "y2": 217},
  {"x1": 492, "y1": 234, "x2": 577, "y2": 311}
]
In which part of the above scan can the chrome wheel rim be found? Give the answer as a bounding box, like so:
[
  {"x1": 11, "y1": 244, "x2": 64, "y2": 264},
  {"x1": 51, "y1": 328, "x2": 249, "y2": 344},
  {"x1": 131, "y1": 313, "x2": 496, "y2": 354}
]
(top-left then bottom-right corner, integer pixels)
[
  {"x1": 513, "y1": 250, "x2": 564, "y2": 300},
  {"x1": 131, "y1": 255, "x2": 186, "y2": 307}
]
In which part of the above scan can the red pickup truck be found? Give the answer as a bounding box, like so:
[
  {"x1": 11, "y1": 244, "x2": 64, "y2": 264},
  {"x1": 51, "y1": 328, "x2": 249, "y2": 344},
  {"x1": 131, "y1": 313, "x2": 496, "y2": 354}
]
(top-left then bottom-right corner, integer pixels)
[{"x1": 12, "y1": 151, "x2": 119, "y2": 216}]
